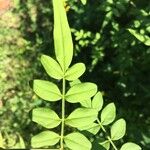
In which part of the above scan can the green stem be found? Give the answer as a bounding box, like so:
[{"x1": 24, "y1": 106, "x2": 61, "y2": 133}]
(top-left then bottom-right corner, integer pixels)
[
  {"x1": 97, "y1": 119, "x2": 118, "y2": 150},
  {"x1": 60, "y1": 76, "x2": 66, "y2": 150}
]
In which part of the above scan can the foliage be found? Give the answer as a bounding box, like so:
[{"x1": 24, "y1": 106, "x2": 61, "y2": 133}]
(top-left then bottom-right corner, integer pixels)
[
  {"x1": 30, "y1": 0, "x2": 141, "y2": 149},
  {"x1": 0, "y1": 0, "x2": 149, "y2": 149}
]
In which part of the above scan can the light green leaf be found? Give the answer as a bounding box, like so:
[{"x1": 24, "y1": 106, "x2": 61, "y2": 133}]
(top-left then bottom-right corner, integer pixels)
[
  {"x1": 12, "y1": 135, "x2": 25, "y2": 149},
  {"x1": 99, "y1": 140, "x2": 110, "y2": 150},
  {"x1": 80, "y1": 99, "x2": 92, "y2": 108},
  {"x1": 65, "y1": 108, "x2": 98, "y2": 128},
  {"x1": 120, "y1": 142, "x2": 141, "y2": 150},
  {"x1": 92, "y1": 91, "x2": 103, "y2": 111},
  {"x1": 111, "y1": 119, "x2": 126, "y2": 141},
  {"x1": 53, "y1": 0, "x2": 73, "y2": 71},
  {"x1": 33, "y1": 80, "x2": 62, "y2": 101},
  {"x1": 81, "y1": 0, "x2": 87, "y2": 5},
  {"x1": 64, "y1": 132, "x2": 91, "y2": 150},
  {"x1": 31, "y1": 131, "x2": 60, "y2": 148},
  {"x1": 65, "y1": 63, "x2": 86, "y2": 81},
  {"x1": 32, "y1": 108, "x2": 61, "y2": 128},
  {"x1": 66, "y1": 82, "x2": 97, "y2": 103},
  {"x1": 0, "y1": 132, "x2": 4, "y2": 148},
  {"x1": 128, "y1": 29, "x2": 150, "y2": 46},
  {"x1": 41, "y1": 55, "x2": 63, "y2": 79},
  {"x1": 101, "y1": 103, "x2": 116, "y2": 125},
  {"x1": 69, "y1": 79, "x2": 81, "y2": 87},
  {"x1": 78, "y1": 123, "x2": 100, "y2": 135}
]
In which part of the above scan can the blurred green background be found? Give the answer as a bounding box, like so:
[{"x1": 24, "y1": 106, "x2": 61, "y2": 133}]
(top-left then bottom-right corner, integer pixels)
[{"x1": 0, "y1": 0, "x2": 150, "y2": 149}]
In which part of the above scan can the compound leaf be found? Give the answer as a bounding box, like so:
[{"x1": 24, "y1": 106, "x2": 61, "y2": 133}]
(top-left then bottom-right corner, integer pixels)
[
  {"x1": 65, "y1": 63, "x2": 86, "y2": 81},
  {"x1": 32, "y1": 108, "x2": 61, "y2": 128},
  {"x1": 111, "y1": 119, "x2": 126, "y2": 141},
  {"x1": 65, "y1": 108, "x2": 98, "y2": 128},
  {"x1": 66, "y1": 82, "x2": 97, "y2": 103},
  {"x1": 101, "y1": 103, "x2": 116, "y2": 125},
  {"x1": 33, "y1": 80, "x2": 62, "y2": 102},
  {"x1": 41, "y1": 55, "x2": 63, "y2": 79},
  {"x1": 53, "y1": 0, "x2": 73, "y2": 71},
  {"x1": 120, "y1": 142, "x2": 141, "y2": 150},
  {"x1": 64, "y1": 132, "x2": 91, "y2": 150},
  {"x1": 31, "y1": 131, "x2": 60, "y2": 148}
]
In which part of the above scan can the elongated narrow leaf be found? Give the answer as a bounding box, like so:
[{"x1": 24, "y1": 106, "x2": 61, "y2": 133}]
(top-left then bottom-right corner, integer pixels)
[
  {"x1": 41, "y1": 55, "x2": 63, "y2": 79},
  {"x1": 65, "y1": 63, "x2": 86, "y2": 81},
  {"x1": 64, "y1": 132, "x2": 91, "y2": 150},
  {"x1": 92, "y1": 91, "x2": 103, "y2": 111},
  {"x1": 128, "y1": 29, "x2": 150, "y2": 46},
  {"x1": 31, "y1": 131, "x2": 60, "y2": 148},
  {"x1": 80, "y1": 99, "x2": 92, "y2": 108},
  {"x1": 111, "y1": 119, "x2": 126, "y2": 141},
  {"x1": 33, "y1": 80, "x2": 62, "y2": 101},
  {"x1": 120, "y1": 142, "x2": 141, "y2": 150},
  {"x1": 101, "y1": 103, "x2": 116, "y2": 125},
  {"x1": 32, "y1": 108, "x2": 61, "y2": 128},
  {"x1": 66, "y1": 108, "x2": 98, "y2": 128},
  {"x1": 78, "y1": 123, "x2": 100, "y2": 135},
  {"x1": 66, "y1": 82, "x2": 97, "y2": 103},
  {"x1": 53, "y1": 0, "x2": 73, "y2": 71}
]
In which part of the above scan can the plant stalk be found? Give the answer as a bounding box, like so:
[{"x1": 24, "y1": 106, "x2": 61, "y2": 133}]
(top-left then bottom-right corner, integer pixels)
[
  {"x1": 60, "y1": 76, "x2": 66, "y2": 150},
  {"x1": 97, "y1": 119, "x2": 118, "y2": 150}
]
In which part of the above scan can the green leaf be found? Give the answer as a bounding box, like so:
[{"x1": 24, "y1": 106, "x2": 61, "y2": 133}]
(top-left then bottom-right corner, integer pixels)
[
  {"x1": 41, "y1": 55, "x2": 63, "y2": 79},
  {"x1": 31, "y1": 131, "x2": 60, "y2": 148},
  {"x1": 0, "y1": 132, "x2": 4, "y2": 148},
  {"x1": 111, "y1": 119, "x2": 126, "y2": 141},
  {"x1": 32, "y1": 108, "x2": 61, "y2": 128},
  {"x1": 12, "y1": 135, "x2": 25, "y2": 149},
  {"x1": 80, "y1": 99, "x2": 92, "y2": 108},
  {"x1": 78, "y1": 123, "x2": 100, "y2": 135},
  {"x1": 66, "y1": 82, "x2": 97, "y2": 103},
  {"x1": 65, "y1": 108, "x2": 98, "y2": 128},
  {"x1": 101, "y1": 103, "x2": 116, "y2": 125},
  {"x1": 33, "y1": 80, "x2": 62, "y2": 102},
  {"x1": 128, "y1": 29, "x2": 150, "y2": 46},
  {"x1": 92, "y1": 91, "x2": 103, "y2": 111},
  {"x1": 81, "y1": 0, "x2": 87, "y2": 5},
  {"x1": 65, "y1": 63, "x2": 86, "y2": 81},
  {"x1": 53, "y1": 0, "x2": 73, "y2": 71},
  {"x1": 69, "y1": 79, "x2": 81, "y2": 87},
  {"x1": 120, "y1": 142, "x2": 141, "y2": 150},
  {"x1": 99, "y1": 140, "x2": 110, "y2": 150},
  {"x1": 64, "y1": 132, "x2": 91, "y2": 150}
]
